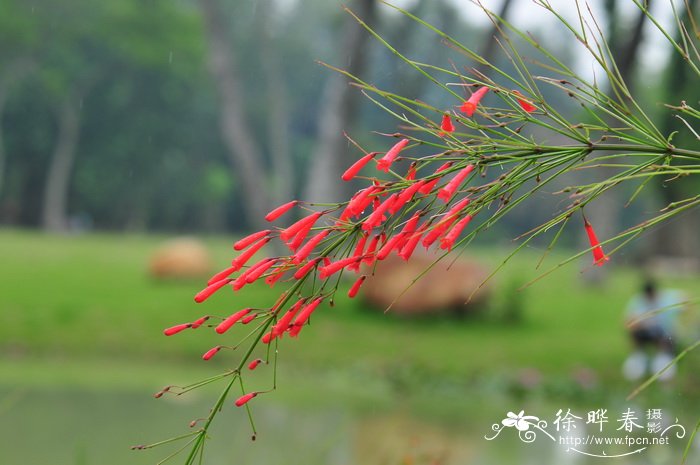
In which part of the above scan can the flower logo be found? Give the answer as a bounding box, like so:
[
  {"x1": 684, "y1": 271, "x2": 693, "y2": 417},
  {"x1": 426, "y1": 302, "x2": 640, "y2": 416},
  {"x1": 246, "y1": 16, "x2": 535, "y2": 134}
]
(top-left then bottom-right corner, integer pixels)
[{"x1": 502, "y1": 411, "x2": 540, "y2": 431}]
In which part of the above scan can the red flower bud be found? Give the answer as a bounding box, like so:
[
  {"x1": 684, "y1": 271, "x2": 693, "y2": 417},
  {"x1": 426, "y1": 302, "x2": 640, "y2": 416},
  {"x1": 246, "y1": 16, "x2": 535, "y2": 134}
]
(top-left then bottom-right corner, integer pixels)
[
  {"x1": 293, "y1": 257, "x2": 322, "y2": 280},
  {"x1": 319, "y1": 256, "x2": 362, "y2": 279},
  {"x1": 265, "y1": 200, "x2": 298, "y2": 222},
  {"x1": 234, "y1": 392, "x2": 258, "y2": 407},
  {"x1": 194, "y1": 278, "x2": 232, "y2": 303},
  {"x1": 437, "y1": 164, "x2": 474, "y2": 202},
  {"x1": 271, "y1": 298, "x2": 306, "y2": 338},
  {"x1": 406, "y1": 163, "x2": 417, "y2": 180},
  {"x1": 215, "y1": 308, "x2": 252, "y2": 334},
  {"x1": 231, "y1": 238, "x2": 271, "y2": 270},
  {"x1": 348, "y1": 275, "x2": 366, "y2": 298},
  {"x1": 233, "y1": 230, "x2": 271, "y2": 251},
  {"x1": 280, "y1": 212, "x2": 322, "y2": 242},
  {"x1": 289, "y1": 298, "x2": 323, "y2": 337},
  {"x1": 342, "y1": 152, "x2": 378, "y2": 181},
  {"x1": 248, "y1": 358, "x2": 263, "y2": 370},
  {"x1": 292, "y1": 230, "x2": 330, "y2": 264},
  {"x1": 241, "y1": 313, "x2": 256, "y2": 325},
  {"x1": 163, "y1": 323, "x2": 191, "y2": 336},
  {"x1": 202, "y1": 345, "x2": 222, "y2": 360},
  {"x1": 377, "y1": 138, "x2": 409, "y2": 172},
  {"x1": 440, "y1": 214, "x2": 473, "y2": 251},
  {"x1": 190, "y1": 316, "x2": 210, "y2": 329}
]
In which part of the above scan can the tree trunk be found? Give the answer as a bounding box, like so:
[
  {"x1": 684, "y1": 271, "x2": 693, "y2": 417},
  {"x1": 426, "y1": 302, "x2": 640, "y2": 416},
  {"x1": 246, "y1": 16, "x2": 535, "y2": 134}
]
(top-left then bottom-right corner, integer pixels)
[
  {"x1": 41, "y1": 94, "x2": 82, "y2": 231},
  {"x1": 303, "y1": 0, "x2": 377, "y2": 205},
  {"x1": 582, "y1": 1, "x2": 652, "y2": 279},
  {"x1": 0, "y1": 59, "x2": 35, "y2": 199},
  {"x1": 199, "y1": 0, "x2": 271, "y2": 231},
  {"x1": 651, "y1": 0, "x2": 699, "y2": 258},
  {"x1": 257, "y1": 0, "x2": 293, "y2": 205}
]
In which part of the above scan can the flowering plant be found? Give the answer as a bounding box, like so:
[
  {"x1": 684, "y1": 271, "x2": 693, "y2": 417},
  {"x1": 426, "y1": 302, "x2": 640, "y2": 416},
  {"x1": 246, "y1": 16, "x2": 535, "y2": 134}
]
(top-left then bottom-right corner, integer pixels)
[{"x1": 136, "y1": 1, "x2": 700, "y2": 462}]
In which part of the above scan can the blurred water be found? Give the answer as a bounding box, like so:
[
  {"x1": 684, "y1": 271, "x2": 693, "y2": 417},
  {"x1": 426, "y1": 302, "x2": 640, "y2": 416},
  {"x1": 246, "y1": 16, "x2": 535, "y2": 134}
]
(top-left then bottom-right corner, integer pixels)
[{"x1": 0, "y1": 386, "x2": 696, "y2": 465}]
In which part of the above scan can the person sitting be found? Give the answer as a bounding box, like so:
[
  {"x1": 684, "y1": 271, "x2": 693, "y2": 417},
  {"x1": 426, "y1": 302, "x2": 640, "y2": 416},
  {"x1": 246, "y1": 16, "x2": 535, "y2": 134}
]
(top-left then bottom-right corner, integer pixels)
[{"x1": 622, "y1": 279, "x2": 685, "y2": 382}]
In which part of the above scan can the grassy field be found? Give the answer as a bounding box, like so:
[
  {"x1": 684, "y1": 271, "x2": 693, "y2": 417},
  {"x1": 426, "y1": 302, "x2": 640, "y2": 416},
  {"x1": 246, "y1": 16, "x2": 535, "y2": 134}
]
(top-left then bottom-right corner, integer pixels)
[
  {"x1": 2, "y1": 228, "x2": 698, "y2": 390},
  {"x1": 1, "y1": 228, "x2": 698, "y2": 464}
]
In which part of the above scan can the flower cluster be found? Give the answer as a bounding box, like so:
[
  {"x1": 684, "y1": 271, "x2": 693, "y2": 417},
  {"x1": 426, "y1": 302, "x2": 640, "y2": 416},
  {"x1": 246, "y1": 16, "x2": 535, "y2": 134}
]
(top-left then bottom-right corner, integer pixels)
[{"x1": 160, "y1": 85, "x2": 609, "y2": 411}]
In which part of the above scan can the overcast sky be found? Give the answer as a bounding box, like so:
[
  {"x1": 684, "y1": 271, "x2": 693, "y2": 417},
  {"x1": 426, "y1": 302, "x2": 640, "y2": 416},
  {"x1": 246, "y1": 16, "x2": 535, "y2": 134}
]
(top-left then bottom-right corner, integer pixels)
[{"x1": 382, "y1": 0, "x2": 682, "y2": 79}]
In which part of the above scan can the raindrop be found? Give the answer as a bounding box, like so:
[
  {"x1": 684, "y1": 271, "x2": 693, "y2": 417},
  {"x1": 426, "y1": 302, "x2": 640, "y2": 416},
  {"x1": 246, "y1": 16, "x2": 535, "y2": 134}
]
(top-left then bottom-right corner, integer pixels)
[{"x1": 169, "y1": 51, "x2": 173, "y2": 64}]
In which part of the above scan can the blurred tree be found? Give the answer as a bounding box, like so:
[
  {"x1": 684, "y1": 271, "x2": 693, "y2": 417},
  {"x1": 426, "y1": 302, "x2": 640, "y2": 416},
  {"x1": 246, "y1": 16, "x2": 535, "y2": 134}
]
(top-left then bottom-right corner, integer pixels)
[
  {"x1": 198, "y1": 0, "x2": 273, "y2": 232},
  {"x1": 651, "y1": 0, "x2": 700, "y2": 258},
  {"x1": 303, "y1": 0, "x2": 377, "y2": 205}
]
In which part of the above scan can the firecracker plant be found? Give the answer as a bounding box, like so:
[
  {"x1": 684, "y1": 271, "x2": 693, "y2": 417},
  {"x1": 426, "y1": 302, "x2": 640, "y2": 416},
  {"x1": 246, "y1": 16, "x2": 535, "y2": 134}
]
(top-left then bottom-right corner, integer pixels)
[{"x1": 134, "y1": 1, "x2": 700, "y2": 463}]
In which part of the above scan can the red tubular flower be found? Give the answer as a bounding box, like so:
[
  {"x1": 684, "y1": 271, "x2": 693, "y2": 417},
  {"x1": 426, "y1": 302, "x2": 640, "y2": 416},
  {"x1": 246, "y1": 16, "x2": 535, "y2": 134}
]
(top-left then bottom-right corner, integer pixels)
[
  {"x1": 347, "y1": 233, "x2": 369, "y2": 272},
  {"x1": 231, "y1": 237, "x2": 271, "y2": 270},
  {"x1": 398, "y1": 225, "x2": 426, "y2": 261},
  {"x1": 394, "y1": 180, "x2": 426, "y2": 210},
  {"x1": 422, "y1": 220, "x2": 455, "y2": 248},
  {"x1": 351, "y1": 232, "x2": 368, "y2": 259},
  {"x1": 376, "y1": 234, "x2": 403, "y2": 261},
  {"x1": 437, "y1": 164, "x2": 474, "y2": 202},
  {"x1": 215, "y1": 308, "x2": 252, "y2": 334},
  {"x1": 440, "y1": 214, "x2": 473, "y2": 251},
  {"x1": 395, "y1": 213, "x2": 421, "y2": 250},
  {"x1": 233, "y1": 257, "x2": 274, "y2": 290},
  {"x1": 292, "y1": 230, "x2": 330, "y2": 264},
  {"x1": 206, "y1": 265, "x2": 238, "y2": 286},
  {"x1": 289, "y1": 298, "x2": 323, "y2": 337},
  {"x1": 241, "y1": 313, "x2": 256, "y2": 325},
  {"x1": 445, "y1": 197, "x2": 471, "y2": 216},
  {"x1": 248, "y1": 359, "x2": 263, "y2": 370},
  {"x1": 346, "y1": 186, "x2": 379, "y2": 218},
  {"x1": 265, "y1": 268, "x2": 286, "y2": 287},
  {"x1": 342, "y1": 152, "x2": 378, "y2": 181},
  {"x1": 439, "y1": 113, "x2": 455, "y2": 136},
  {"x1": 234, "y1": 392, "x2": 258, "y2": 407},
  {"x1": 418, "y1": 162, "x2": 453, "y2": 195},
  {"x1": 319, "y1": 256, "x2": 361, "y2": 279},
  {"x1": 583, "y1": 217, "x2": 609, "y2": 266},
  {"x1": 271, "y1": 298, "x2": 306, "y2": 338},
  {"x1": 286, "y1": 225, "x2": 313, "y2": 252},
  {"x1": 233, "y1": 230, "x2": 271, "y2": 251},
  {"x1": 406, "y1": 163, "x2": 417, "y2": 180},
  {"x1": 460, "y1": 86, "x2": 489, "y2": 116},
  {"x1": 245, "y1": 258, "x2": 277, "y2": 284},
  {"x1": 513, "y1": 90, "x2": 536, "y2": 113},
  {"x1": 293, "y1": 257, "x2": 322, "y2": 280},
  {"x1": 163, "y1": 323, "x2": 191, "y2": 336},
  {"x1": 265, "y1": 200, "x2": 298, "y2": 222},
  {"x1": 194, "y1": 278, "x2": 233, "y2": 303},
  {"x1": 202, "y1": 346, "x2": 221, "y2": 361},
  {"x1": 362, "y1": 193, "x2": 398, "y2": 231},
  {"x1": 377, "y1": 138, "x2": 409, "y2": 172},
  {"x1": 348, "y1": 275, "x2": 367, "y2": 298},
  {"x1": 190, "y1": 315, "x2": 210, "y2": 329},
  {"x1": 280, "y1": 212, "x2": 322, "y2": 242},
  {"x1": 362, "y1": 234, "x2": 381, "y2": 265}
]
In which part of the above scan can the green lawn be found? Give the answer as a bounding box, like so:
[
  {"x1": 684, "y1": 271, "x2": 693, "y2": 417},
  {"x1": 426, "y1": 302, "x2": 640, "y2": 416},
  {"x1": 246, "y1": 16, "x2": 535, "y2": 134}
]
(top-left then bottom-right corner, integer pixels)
[
  {"x1": 2, "y1": 228, "x2": 699, "y2": 464},
  {"x1": 1, "y1": 227, "x2": 697, "y2": 393}
]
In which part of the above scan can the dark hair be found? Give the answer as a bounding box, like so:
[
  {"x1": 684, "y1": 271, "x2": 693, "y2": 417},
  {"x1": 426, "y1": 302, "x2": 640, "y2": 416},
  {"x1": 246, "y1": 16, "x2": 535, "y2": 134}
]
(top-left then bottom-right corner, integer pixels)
[{"x1": 643, "y1": 279, "x2": 656, "y2": 298}]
